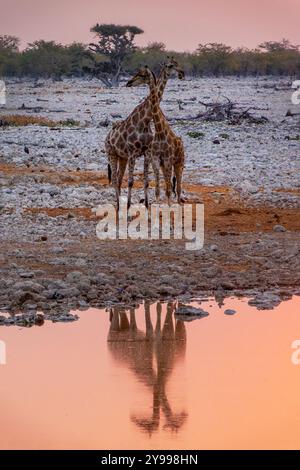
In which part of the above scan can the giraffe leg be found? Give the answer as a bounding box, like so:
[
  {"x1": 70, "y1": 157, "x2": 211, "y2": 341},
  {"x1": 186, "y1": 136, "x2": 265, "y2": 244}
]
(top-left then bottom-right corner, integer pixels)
[
  {"x1": 117, "y1": 157, "x2": 127, "y2": 192},
  {"x1": 173, "y1": 162, "x2": 183, "y2": 204},
  {"x1": 109, "y1": 153, "x2": 120, "y2": 210},
  {"x1": 145, "y1": 300, "x2": 153, "y2": 340},
  {"x1": 155, "y1": 302, "x2": 162, "y2": 337},
  {"x1": 127, "y1": 156, "x2": 136, "y2": 209},
  {"x1": 143, "y1": 155, "x2": 150, "y2": 208},
  {"x1": 151, "y1": 156, "x2": 160, "y2": 202},
  {"x1": 161, "y1": 163, "x2": 172, "y2": 206}
]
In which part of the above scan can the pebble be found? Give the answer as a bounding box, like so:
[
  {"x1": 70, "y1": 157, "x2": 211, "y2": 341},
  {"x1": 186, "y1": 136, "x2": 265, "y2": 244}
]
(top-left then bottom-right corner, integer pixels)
[
  {"x1": 210, "y1": 244, "x2": 219, "y2": 252},
  {"x1": 273, "y1": 224, "x2": 287, "y2": 232},
  {"x1": 224, "y1": 309, "x2": 236, "y2": 315}
]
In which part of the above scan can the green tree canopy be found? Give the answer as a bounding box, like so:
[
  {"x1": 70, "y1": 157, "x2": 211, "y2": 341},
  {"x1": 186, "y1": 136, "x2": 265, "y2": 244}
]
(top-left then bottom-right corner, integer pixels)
[
  {"x1": 259, "y1": 39, "x2": 299, "y2": 52},
  {"x1": 0, "y1": 35, "x2": 20, "y2": 75}
]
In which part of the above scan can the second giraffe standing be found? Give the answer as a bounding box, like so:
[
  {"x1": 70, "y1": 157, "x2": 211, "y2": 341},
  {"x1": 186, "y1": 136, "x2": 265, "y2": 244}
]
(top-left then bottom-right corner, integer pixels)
[{"x1": 126, "y1": 66, "x2": 185, "y2": 205}]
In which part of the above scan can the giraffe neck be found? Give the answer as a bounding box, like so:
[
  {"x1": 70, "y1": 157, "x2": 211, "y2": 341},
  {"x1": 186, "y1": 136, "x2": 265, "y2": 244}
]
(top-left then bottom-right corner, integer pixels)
[
  {"x1": 156, "y1": 66, "x2": 170, "y2": 102},
  {"x1": 148, "y1": 70, "x2": 166, "y2": 137},
  {"x1": 125, "y1": 65, "x2": 170, "y2": 129}
]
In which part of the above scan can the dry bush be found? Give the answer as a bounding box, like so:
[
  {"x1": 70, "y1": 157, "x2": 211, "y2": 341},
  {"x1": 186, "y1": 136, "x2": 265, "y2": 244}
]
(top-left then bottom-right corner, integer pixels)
[
  {"x1": 0, "y1": 114, "x2": 79, "y2": 127},
  {"x1": 0, "y1": 114, "x2": 56, "y2": 127}
]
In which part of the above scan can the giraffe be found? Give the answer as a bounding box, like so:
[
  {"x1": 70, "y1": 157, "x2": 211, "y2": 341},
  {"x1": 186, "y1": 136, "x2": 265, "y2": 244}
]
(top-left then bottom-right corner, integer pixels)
[
  {"x1": 107, "y1": 301, "x2": 187, "y2": 435},
  {"x1": 105, "y1": 58, "x2": 184, "y2": 209},
  {"x1": 126, "y1": 66, "x2": 185, "y2": 205}
]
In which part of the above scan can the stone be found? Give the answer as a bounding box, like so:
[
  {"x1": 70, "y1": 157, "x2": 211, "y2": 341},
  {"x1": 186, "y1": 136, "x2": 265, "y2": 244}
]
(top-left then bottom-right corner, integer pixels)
[
  {"x1": 248, "y1": 293, "x2": 281, "y2": 310},
  {"x1": 48, "y1": 187, "x2": 60, "y2": 197},
  {"x1": 77, "y1": 281, "x2": 91, "y2": 293},
  {"x1": 86, "y1": 289, "x2": 98, "y2": 300},
  {"x1": 14, "y1": 281, "x2": 44, "y2": 293},
  {"x1": 224, "y1": 309, "x2": 236, "y2": 315},
  {"x1": 220, "y1": 280, "x2": 235, "y2": 290},
  {"x1": 66, "y1": 271, "x2": 84, "y2": 283},
  {"x1": 56, "y1": 287, "x2": 81, "y2": 299},
  {"x1": 18, "y1": 271, "x2": 35, "y2": 278},
  {"x1": 175, "y1": 305, "x2": 209, "y2": 321},
  {"x1": 24, "y1": 303, "x2": 38, "y2": 310},
  {"x1": 204, "y1": 266, "x2": 221, "y2": 278},
  {"x1": 75, "y1": 259, "x2": 87, "y2": 267},
  {"x1": 52, "y1": 313, "x2": 79, "y2": 322},
  {"x1": 159, "y1": 285, "x2": 176, "y2": 296},
  {"x1": 210, "y1": 244, "x2": 219, "y2": 252},
  {"x1": 50, "y1": 246, "x2": 65, "y2": 254},
  {"x1": 273, "y1": 224, "x2": 286, "y2": 232},
  {"x1": 125, "y1": 285, "x2": 140, "y2": 298},
  {"x1": 46, "y1": 280, "x2": 69, "y2": 290}
]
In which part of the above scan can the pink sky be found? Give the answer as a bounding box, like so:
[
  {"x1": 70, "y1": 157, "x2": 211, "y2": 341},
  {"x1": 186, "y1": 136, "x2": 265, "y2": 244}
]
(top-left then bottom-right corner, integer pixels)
[{"x1": 0, "y1": 0, "x2": 299, "y2": 51}]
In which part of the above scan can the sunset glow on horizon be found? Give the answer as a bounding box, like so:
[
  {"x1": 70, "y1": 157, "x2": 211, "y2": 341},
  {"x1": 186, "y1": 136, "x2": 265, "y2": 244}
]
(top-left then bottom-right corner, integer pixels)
[{"x1": 0, "y1": 0, "x2": 300, "y2": 51}]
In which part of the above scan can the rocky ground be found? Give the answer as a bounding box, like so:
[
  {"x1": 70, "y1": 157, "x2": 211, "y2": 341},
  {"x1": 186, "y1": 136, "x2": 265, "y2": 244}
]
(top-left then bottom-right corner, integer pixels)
[{"x1": 0, "y1": 76, "x2": 299, "y2": 325}]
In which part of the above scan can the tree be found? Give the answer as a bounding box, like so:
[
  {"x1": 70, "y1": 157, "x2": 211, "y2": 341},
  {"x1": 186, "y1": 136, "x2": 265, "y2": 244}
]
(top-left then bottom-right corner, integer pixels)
[
  {"x1": 20, "y1": 41, "x2": 88, "y2": 78},
  {"x1": 0, "y1": 35, "x2": 19, "y2": 51},
  {"x1": 0, "y1": 35, "x2": 20, "y2": 75},
  {"x1": 1, "y1": 33, "x2": 299, "y2": 78},
  {"x1": 258, "y1": 39, "x2": 300, "y2": 75},
  {"x1": 21, "y1": 41, "x2": 69, "y2": 77},
  {"x1": 88, "y1": 23, "x2": 144, "y2": 87},
  {"x1": 259, "y1": 39, "x2": 299, "y2": 52},
  {"x1": 146, "y1": 41, "x2": 166, "y2": 52},
  {"x1": 196, "y1": 43, "x2": 232, "y2": 75},
  {"x1": 65, "y1": 42, "x2": 91, "y2": 76}
]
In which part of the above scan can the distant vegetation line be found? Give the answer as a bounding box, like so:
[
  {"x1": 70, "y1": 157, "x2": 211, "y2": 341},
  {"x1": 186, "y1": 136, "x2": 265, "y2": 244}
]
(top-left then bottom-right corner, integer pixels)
[{"x1": 1, "y1": 24, "x2": 300, "y2": 86}]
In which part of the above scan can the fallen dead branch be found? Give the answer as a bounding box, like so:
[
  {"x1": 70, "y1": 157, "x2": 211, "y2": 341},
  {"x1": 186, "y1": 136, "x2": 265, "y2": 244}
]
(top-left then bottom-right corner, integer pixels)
[
  {"x1": 286, "y1": 109, "x2": 300, "y2": 117},
  {"x1": 171, "y1": 98, "x2": 269, "y2": 125},
  {"x1": 18, "y1": 104, "x2": 67, "y2": 113}
]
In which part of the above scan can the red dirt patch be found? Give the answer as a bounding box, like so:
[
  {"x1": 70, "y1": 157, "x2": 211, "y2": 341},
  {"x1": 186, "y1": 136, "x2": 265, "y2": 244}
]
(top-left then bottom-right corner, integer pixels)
[
  {"x1": 24, "y1": 207, "x2": 97, "y2": 220},
  {"x1": 2, "y1": 163, "x2": 299, "y2": 234},
  {"x1": 24, "y1": 203, "x2": 300, "y2": 234}
]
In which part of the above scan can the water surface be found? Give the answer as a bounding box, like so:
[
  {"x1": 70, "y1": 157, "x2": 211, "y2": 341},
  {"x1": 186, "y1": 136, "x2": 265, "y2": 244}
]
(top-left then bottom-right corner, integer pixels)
[{"x1": 1, "y1": 296, "x2": 300, "y2": 450}]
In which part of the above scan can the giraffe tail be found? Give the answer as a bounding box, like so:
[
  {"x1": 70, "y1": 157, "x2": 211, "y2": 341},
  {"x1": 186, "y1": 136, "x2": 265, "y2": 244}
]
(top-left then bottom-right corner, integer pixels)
[
  {"x1": 172, "y1": 175, "x2": 177, "y2": 195},
  {"x1": 107, "y1": 164, "x2": 112, "y2": 184}
]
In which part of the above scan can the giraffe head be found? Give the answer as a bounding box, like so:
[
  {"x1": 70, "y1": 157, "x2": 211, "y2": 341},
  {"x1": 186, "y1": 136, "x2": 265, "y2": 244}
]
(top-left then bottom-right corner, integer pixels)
[
  {"x1": 165, "y1": 56, "x2": 185, "y2": 80},
  {"x1": 126, "y1": 66, "x2": 155, "y2": 88},
  {"x1": 126, "y1": 57, "x2": 185, "y2": 88}
]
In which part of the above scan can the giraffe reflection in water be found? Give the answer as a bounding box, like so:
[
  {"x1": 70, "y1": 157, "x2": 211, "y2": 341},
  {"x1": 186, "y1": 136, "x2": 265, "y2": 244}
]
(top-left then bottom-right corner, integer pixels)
[{"x1": 107, "y1": 301, "x2": 187, "y2": 435}]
